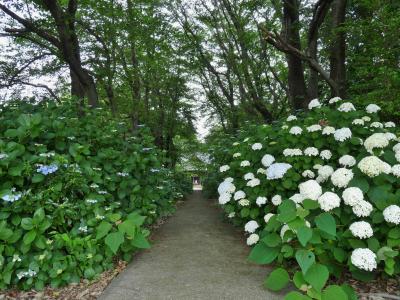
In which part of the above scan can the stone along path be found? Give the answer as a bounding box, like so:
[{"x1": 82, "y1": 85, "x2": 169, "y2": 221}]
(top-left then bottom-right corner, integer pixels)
[{"x1": 100, "y1": 190, "x2": 284, "y2": 300}]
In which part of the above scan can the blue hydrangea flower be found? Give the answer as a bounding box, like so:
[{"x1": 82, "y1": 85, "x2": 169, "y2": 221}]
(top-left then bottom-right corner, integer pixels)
[{"x1": 37, "y1": 164, "x2": 58, "y2": 175}]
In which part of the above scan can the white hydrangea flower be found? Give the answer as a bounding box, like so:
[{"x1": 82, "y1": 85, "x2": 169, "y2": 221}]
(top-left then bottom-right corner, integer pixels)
[
  {"x1": 233, "y1": 152, "x2": 241, "y2": 158},
  {"x1": 352, "y1": 200, "x2": 373, "y2": 217},
  {"x1": 322, "y1": 126, "x2": 336, "y2": 135},
  {"x1": 331, "y1": 168, "x2": 354, "y2": 188},
  {"x1": 385, "y1": 132, "x2": 397, "y2": 141},
  {"x1": 342, "y1": 187, "x2": 364, "y2": 206},
  {"x1": 299, "y1": 180, "x2": 322, "y2": 200},
  {"x1": 370, "y1": 122, "x2": 383, "y2": 128},
  {"x1": 366, "y1": 104, "x2": 381, "y2": 113},
  {"x1": 339, "y1": 155, "x2": 356, "y2": 167},
  {"x1": 307, "y1": 124, "x2": 322, "y2": 132},
  {"x1": 256, "y1": 196, "x2": 267, "y2": 206},
  {"x1": 287, "y1": 115, "x2": 297, "y2": 121},
  {"x1": 282, "y1": 125, "x2": 289, "y2": 130},
  {"x1": 234, "y1": 190, "x2": 246, "y2": 201},
  {"x1": 392, "y1": 165, "x2": 400, "y2": 177},
  {"x1": 349, "y1": 221, "x2": 373, "y2": 239},
  {"x1": 252, "y1": 143, "x2": 263, "y2": 150},
  {"x1": 228, "y1": 212, "x2": 235, "y2": 218},
  {"x1": 244, "y1": 172, "x2": 255, "y2": 180},
  {"x1": 224, "y1": 177, "x2": 234, "y2": 183},
  {"x1": 238, "y1": 199, "x2": 250, "y2": 206},
  {"x1": 290, "y1": 193, "x2": 305, "y2": 204},
  {"x1": 244, "y1": 220, "x2": 259, "y2": 233},
  {"x1": 351, "y1": 248, "x2": 377, "y2": 271},
  {"x1": 302, "y1": 170, "x2": 315, "y2": 178},
  {"x1": 317, "y1": 165, "x2": 334, "y2": 182},
  {"x1": 219, "y1": 165, "x2": 230, "y2": 173},
  {"x1": 233, "y1": 142, "x2": 240, "y2": 146},
  {"x1": 334, "y1": 128, "x2": 352, "y2": 142},
  {"x1": 385, "y1": 122, "x2": 396, "y2": 128},
  {"x1": 218, "y1": 181, "x2": 236, "y2": 195},
  {"x1": 218, "y1": 193, "x2": 231, "y2": 205},
  {"x1": 364, "y1": 133, "x2": 389, "y2": 153},
  {"x1": 308, "y1": 98, "x2": 322, "y2": 109},
  {"x1": 283, "y1": 148, "x2": 303, "y2": 157},
  {"x1": 261, "y1": 154, "x2": 275, "y2": 167},
  {"x1": 304, "y1": 147, "x2": 319, "y2": 156},
  {"x1": 394, "y1": 143, "x2": 400, "y2": 153},
  {"x1": 383, "y1": 205, "x2": 400, "y2": 224},
  {"x1": 240, "y1": 160, "x2": 251, "y2": 167},
  {"x1": 313, "y1": 164, "x2": 323, "y2": 170},
  {"x1": 338, "y1": 102, "x2": 356, "y2": 112},
  {"x1": 352, "y1": 118, "x2": 364, "y2": 126},
  {"x1": 264, "y1": 213, "x2": 275, "y2": 223},
  {"x1": 257, "y1": 168, "x2": 266, "y2": 174},
  {"x1": 358, "y1": 156, "x2": 391, "y2": 177},
  {"x1": 243, "y1": 138, "x2": 250, "y2": 142},
  {"x1": 318, "y1": 192, "x2": 341, "y2": 211},
  {"x1": 289, "y1": 126, "x2": 303, "y2": 135},
  {"x1": 246, "y1": 233, "x2": 259, "y2": 246},
  {"x1": 362, "y1": 116, "x2": 371, "y2": 122},
  {"x1": 271, "y1": 195, "x2": 282, "y2": 206},
  {"x1": 320, "y1": 150, "x2": 332, "y2": 160},
  {"x1": 247, "y1": 178, "x2": 260, "y2": 187},
  {"x1": 280, "y1": 224, "x2": 291, "y2": 239},
  {"x1": 329, "y1": 96, "x2": 342, "y2": 104},
  {"x1": 266, "y1": 163, "x2": 292, "y2": 180}
]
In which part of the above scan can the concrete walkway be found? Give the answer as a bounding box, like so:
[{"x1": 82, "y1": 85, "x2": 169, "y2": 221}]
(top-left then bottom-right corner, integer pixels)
[{"x1": 100, "y1": 191, "x2": 283, "y2": 300}]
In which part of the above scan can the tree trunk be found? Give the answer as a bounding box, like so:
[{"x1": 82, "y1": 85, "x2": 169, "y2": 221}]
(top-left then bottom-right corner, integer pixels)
[
  {"x1": 283, "y1": 0, "x2": 309, "y2": 110},
  {"x1": 329, "y1": 0, "x2": 347, "y2": 98}
]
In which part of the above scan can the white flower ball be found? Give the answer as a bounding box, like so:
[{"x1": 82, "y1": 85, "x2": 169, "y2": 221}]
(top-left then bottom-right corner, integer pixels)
[
  {"x1": 264, "y1": 213, "x2": 275, "y2": 223},
  {"x1": 220, "y1": 165, "x2": 230, "y2": 172},
  {"x1": 334, "y1": 128, "x2": 352, "y2": 142},
  {"x1": 352, "y1": 118, "x2": 364, "y2": 126},
  {"x1": 266, "y1": 163, "x2": 292, "y2": 180},
  {"x1": 252, "y1": 143, "x2": 263, "y2": 150},
  {"x1": 256, "y1": 196, "x2": 267, "y2": 206},
  {"x1": 370, "y1": 122, "x2": 383, "y2": 128},
  {"x1": 233, "y1": 152, "x2": 241, "y2": 158},
  {"x1": 307, "y1": 124, "x2": 322, "y2": 132},
  {"x1": 261, "y1": 154, "x2": 275, "y2": 167},
  {"x1": 246, "y1": 233, "x2": 259, "y2": 246},
  {"x1": 218, "y1": 181, "x2": 235, "y2": 195},
  {"x1": 271, "y1": 195, "x2": 282, "y2": 206},
  {"x1": 351, "y1": 248, "x2": 377, "y2": 271},
  {"x1": 228, "y1": 212, "x2": 235, "y2": 218},
  {"x1": 244, "y1": 172, "x2": 255, "y2": 180},
  {"x1": 366, "y1": 104, "x2": 381, "y2": 113},
  {"x1": 283, "y1": 148, "x2": 303, "y2": 157},
  {"x1": 320, "y1": 150, "x2": 332, "y2": 160},
  {"x1": 364, "y1": 133, "x2": 389, "y2": 153},
  {"x1": 383, "y1": 205, "x2": 400, "y2": 224},
  {"x1": 234, "y1": 190, "x2": 246, "y2": 200},
  {"x1": 329, "y1": 96, "x2": 342, "y2": 104},
  {"x1": 257, "y1": 168, "x2": 266, "y2": 174},
  {"x1": 349, "y1": 221, "x2": 373, "y2": 239},
  {"x1": 392, "y1": 165, "x2": 400, "y2": 177},
  {"x1": 240, "y1": 160, "x2": 251, "y2": 167},
  {"x1": 308, "y1": 98, "x2": 322, "y2": 109},
  {"x1": 218, "y1": 193, "x2": 231, "y2": 205},
  {"x1": 385, "y1": 133, "x2": 397, "y2": 141},
  {"x1": 304, "y1": 147, "x2": 319, "y2": 156},
  {"x1": 244, "y1": 220, "x2": 259, "y2": 233},
  {"x1": 342, "y1": 187, "x2": 364, "y2": 206},
  {"x1": 224, "y1": 177, "x2": 234, "y2": 183},
  {"x1": 318, "y1": 165, "x2": 334, "y2": 182},
  {"x1": 331, "y1": 168, "x2": 354, "y2": 188},
  {"x1": 385, "y1": 122, "x2": 396, "y2": 128},
  {"x1": 362, "y1": 116, "x2": 371, "y2": 122},
  {"x1": 289, "y1": 126, "x2": 303, "y2": 135},
  {"x1": 287, "y1": 115, "x2": 297, "y2": 121},
  {"x1": 233, "y1": 142, "x2": 240, "y2": 146},
  {"x1": 318, "y1": 192, "x2": 341, "y2": 211},
  {"x1": 282, "y1": 125, "x2": 289, "y2": 130},
  {"x1": 339, "y1": 155, "x2": 356, "y2": 167},
  {"x1": 299, "y1": 180, "x2": 322, "y2": 200},
  {"x1": 338, "y1": 102, "x2": 356, "y2": 112},
  {"x1": 247, "y1": 178, "x2": 261, "y2": 187},
  {"x1": 302, "y1": 170, "x2": 315, "y2": 178},
  {"x1": 352, "y1": 200, "x2": 373, "y2": 217},
  {"x1": 290, "y1": 193, "x2": 305, "y2": 204},
  {"x1": 238, "y1": 199, "x2": 250, "y2": 206},
  {"x1": 322, "y1": 126, "x2": 336, "y2": 135},
  {"x1": 358, "y1": 156, "x2": 391, "y2": 177},
  {"x1": 313, "y1": 164, "x2": 323, "y2": 170}
]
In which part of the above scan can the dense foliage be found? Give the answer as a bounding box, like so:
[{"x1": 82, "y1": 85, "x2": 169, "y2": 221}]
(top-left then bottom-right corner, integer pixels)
[
  {"x1": 0, "y1": 101, "x2": 191, "y2": 290},
  {"x1": 205, "y1": 97, "x2": 400, "y2": 298}
]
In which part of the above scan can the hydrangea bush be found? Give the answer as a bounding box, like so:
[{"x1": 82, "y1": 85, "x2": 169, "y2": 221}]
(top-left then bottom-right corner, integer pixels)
[
  {"x1": 0, "y1": 101, "x2": 191, "y2": 290},
  {"x1": 207, "y1": 97, "x2": 400, "y2": 298}
]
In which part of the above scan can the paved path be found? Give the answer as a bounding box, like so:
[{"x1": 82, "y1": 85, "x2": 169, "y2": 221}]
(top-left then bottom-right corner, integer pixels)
[{"x1": 100, "y1": 191, "x2": 283, "y2": 300}]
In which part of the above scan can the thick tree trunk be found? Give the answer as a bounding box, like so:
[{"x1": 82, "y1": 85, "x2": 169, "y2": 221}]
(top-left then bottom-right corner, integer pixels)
[
  {"x1": 329, "y1": 0, "x2": 347, "y2": 98},
  {"x1": 283, "y1": 0, "x2": 308, "y2": 110}
]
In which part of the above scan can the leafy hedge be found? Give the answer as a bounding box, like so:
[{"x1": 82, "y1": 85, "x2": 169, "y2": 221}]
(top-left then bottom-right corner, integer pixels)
[
  {"x1": 205, "y1": 98, "x2": 400, "y2": 299},
  {"x1": 0, "y1": 101, "x2": 191, "y2": 290}
]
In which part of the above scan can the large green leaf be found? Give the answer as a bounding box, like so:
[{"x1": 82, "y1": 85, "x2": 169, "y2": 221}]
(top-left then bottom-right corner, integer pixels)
[
  {"x1": 295, "y1": 249, "x2": 315, "y2": 274},
  {"x1": 315, "y1": 213, "x2": 336, "y2": 236},
  {"x1": 105, "y1": 231, "x2": 124, "y2": 254},
  {"x1": 248, "y1": 243, "x2": 279, "y2": 264},
  {"x1": 304, "y1": 263, "x2": 329, "y2": 291},
  {"x1": 285, "y1": 291, "x2": 312, "y2": 300},
  {"x1": 96, "y1": 222, "x2": 113, "y2": 240},
  {"x1": 132, "y1": 232, "x2": 151, "y2": 249},
  {"x1": 297, "y1": 226, "x2": 313, "y2": 247},
  {"x1": 264, "y1": 268, "x2": 290, "y2": 291},
  {"x1": 118, "y1": 219, "x2": 137, "y2": 237},
  {"x1": 321, "y1": 285, "x2": 348, "y2": 300},
  {"x1": 23, "y1": 230, "x2": 37, "y2": 245}
]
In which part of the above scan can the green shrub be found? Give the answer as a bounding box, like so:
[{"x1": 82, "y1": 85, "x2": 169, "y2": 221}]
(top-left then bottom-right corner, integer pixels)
[
  {"x1": 0, "y1": 101, "x2": 189, "y2": 290},
  {"x1": 208, "y1": 97, "x2": 400, "y2": 298}
]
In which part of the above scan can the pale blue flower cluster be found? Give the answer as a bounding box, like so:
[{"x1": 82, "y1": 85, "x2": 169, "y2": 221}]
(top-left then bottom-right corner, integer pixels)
[
  {"x1": 2, "y1": 193, "x2": 22, "y2": 202},
  {"x1": 266, "y1": 163, "x2": 292, "y2": 180},
  {"x1": 37, "y1": 164, "x2": 58, "y2": 175}
]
